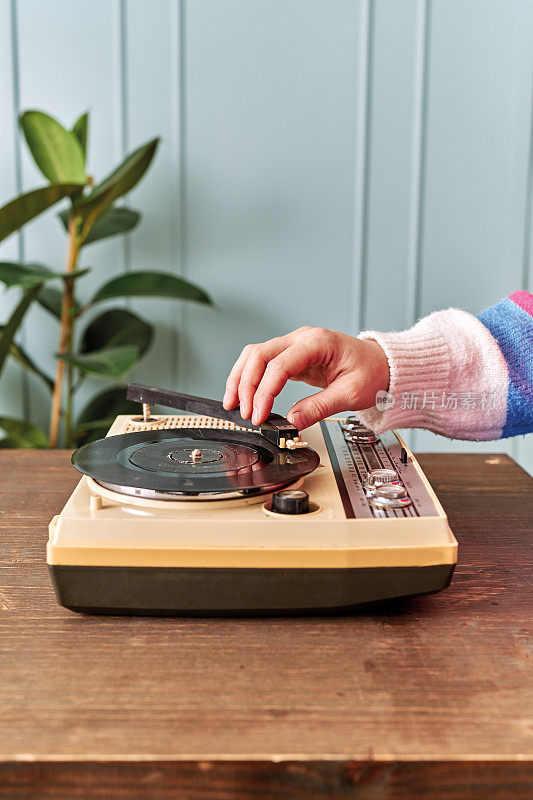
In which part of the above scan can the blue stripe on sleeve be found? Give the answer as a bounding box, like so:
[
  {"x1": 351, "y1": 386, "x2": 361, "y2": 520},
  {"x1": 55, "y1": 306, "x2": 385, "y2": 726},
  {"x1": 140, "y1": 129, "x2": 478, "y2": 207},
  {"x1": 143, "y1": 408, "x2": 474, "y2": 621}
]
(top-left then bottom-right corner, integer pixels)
[{"x1": 478, "y1": 297, "x2": 533, "y2": 438}]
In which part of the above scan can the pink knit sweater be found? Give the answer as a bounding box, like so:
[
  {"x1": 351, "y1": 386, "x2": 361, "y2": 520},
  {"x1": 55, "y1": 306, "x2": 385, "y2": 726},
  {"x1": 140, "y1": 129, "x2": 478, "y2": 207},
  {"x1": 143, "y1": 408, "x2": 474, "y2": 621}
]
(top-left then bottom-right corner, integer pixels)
[{"x1": 356, "y1": 291, "x2": 533, "y2": 441}]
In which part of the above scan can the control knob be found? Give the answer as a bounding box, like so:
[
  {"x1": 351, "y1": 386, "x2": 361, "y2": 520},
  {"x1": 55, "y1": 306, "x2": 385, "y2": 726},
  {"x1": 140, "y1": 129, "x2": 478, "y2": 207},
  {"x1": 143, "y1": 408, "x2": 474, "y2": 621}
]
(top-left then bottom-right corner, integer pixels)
[
  {"x1": 341, "y1": 416, "x2": 367, "y2": 432},
  {"x1": 369, "y1": 484, "x2": 412, "y2": 509},
  {"x1": 364, "y1": 468, "x2": 399, "y2": 489},
  {"x1": 344, "y1": 428, "x2": 379, "y2": 445},
  {"x1": 271, "y1": 489, "x2": 310, "y2": 515}
]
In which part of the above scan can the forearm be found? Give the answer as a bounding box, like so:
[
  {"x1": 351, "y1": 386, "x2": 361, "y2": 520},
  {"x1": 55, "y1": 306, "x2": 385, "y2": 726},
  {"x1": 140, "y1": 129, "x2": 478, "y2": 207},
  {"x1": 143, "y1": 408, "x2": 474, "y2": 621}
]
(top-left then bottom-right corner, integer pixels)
[{"x1": 356, "y1": 292, "x2": 533, "y2": 441}]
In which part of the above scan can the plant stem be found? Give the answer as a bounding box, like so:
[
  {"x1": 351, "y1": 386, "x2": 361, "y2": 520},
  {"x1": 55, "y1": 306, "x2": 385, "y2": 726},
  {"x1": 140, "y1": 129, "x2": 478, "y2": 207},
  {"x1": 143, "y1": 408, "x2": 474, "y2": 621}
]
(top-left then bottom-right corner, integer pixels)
[
  {"x1": 64, "y1": 357, "x2": 74, "y2": 446},
  {"x1": 49, "y1": 214, "x2": 80, "y2": 447}
]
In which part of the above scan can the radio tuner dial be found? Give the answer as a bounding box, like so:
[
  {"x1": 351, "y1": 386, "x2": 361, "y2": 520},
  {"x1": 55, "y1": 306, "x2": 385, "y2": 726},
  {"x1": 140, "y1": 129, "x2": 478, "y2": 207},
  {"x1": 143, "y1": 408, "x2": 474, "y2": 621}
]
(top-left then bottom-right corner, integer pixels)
[{"x1": 271, "y1": 489, "x2": 310, "y2": 515}]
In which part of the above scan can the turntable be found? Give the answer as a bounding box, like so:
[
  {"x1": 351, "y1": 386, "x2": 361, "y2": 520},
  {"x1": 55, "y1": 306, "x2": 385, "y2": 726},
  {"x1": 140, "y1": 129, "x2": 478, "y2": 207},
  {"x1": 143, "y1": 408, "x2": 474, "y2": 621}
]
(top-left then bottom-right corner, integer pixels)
[{"x1": 47, "y1": 384, "x2": 457, "y2": 615}]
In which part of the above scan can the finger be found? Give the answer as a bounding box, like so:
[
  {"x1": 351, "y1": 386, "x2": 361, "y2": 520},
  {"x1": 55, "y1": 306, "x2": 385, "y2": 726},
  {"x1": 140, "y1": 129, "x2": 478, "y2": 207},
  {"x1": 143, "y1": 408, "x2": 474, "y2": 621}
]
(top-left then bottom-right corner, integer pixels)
[
  {"x1": 237, "y1": 339, "x2": 287, "y2": 419},
  {"x1": 287, "y1": 379, "x2": 355, "y2": 430},
  {"x1": 223, "y1": 345, "x2": 254, "y2": 410},
  {"x1": 251, "y1": 345, "x2": 315, "y2": 425}
]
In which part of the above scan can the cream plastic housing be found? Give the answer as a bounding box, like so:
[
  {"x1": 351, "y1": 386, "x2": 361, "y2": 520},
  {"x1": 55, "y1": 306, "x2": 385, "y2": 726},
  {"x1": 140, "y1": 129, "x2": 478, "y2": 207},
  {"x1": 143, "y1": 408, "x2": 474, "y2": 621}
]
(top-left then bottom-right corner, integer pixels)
[{"x1": 47, "y1": 416, "x2": 457, "y2": 570}]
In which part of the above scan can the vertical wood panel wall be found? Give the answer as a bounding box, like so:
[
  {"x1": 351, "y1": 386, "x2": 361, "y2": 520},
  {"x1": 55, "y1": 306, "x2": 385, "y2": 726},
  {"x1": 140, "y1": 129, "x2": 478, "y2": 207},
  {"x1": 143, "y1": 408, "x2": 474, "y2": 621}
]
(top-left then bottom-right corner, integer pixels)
[{"x1": 0, "y1": 0, "x2": 531, "y2": 472}]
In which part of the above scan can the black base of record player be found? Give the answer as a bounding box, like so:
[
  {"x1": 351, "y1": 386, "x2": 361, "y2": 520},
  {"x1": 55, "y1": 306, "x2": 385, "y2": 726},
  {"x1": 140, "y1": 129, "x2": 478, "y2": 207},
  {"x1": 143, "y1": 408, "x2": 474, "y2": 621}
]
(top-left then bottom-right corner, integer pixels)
[{"x1": 49, "y1": 563, "x2": 456, "y2": 616}]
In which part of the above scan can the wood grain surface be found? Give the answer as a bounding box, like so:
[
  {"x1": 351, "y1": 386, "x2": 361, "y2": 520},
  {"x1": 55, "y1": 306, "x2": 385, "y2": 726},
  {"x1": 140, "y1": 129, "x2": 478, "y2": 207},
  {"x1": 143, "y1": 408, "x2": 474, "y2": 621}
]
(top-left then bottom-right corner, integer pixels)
[{"x1": 0, "y1": 450, "x2": 531, "y2": 799}]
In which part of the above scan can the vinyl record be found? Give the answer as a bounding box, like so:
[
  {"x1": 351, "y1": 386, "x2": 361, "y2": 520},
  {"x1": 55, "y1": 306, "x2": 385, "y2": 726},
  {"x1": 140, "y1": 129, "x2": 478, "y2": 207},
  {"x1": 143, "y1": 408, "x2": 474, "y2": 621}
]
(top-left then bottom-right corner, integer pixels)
[{"x1": 72, "y1": 428, "x2": 320, "y2": 497}]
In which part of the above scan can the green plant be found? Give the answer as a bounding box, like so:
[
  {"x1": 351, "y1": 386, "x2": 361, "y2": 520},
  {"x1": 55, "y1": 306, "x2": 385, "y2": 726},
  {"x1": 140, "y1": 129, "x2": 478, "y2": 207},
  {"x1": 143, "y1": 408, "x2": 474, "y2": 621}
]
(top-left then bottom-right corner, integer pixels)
[{"x1": 0, "y1": 109, "x2": 211, "y2": 448}]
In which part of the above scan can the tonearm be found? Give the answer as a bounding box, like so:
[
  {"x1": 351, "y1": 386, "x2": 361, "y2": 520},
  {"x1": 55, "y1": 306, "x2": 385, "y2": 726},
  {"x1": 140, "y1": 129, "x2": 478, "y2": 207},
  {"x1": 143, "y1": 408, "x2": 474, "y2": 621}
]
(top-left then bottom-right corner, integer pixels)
[{"x1": 126, "y1": 383, "x2": 308, "y2": 449}]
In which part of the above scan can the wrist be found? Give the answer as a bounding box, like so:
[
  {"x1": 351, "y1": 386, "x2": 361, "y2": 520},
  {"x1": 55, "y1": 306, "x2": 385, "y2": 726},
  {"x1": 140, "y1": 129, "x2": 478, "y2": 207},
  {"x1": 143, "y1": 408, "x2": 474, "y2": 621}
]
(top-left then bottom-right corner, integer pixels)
[{"x1": 365, "y1": 338, "x2": 390, "y2": 394}]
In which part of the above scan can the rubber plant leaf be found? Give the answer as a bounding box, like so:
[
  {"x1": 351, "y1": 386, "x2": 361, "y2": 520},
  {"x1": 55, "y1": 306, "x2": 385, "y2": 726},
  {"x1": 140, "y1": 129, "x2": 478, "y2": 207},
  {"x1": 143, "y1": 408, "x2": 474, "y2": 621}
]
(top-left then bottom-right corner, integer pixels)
[
  {"x1": 74, "y1": 138, "x2": 159, "y2": 223},
  {"x1": 80, "y1": 308, "x2": 153, "y2": 357},
  {"x1": 0, "y1": 184, "x2": 84, "y2": 244},
  {"x1": 0, "y1": 262, "x2": 89, "y2": 289},
  {"x1": 58, "y1": 206, "x2": 140, "y2": 245},
  {"x1": 0, "y1": 285, "x2": 41, "y2": 376},
  {"x1": 0, "y1": 326, "x2": 53, "y2": 391},
  {"x1": 90, "y1": 271, "x2": 212, "y2": 305},
  {"x1": 56, "y1": 345, "x2": 141, "y2": 381},
  {"x1": 71, "y1": 112, "x2": 88, "y2": 165},
  {"x1": 0, "y1": 416, "x2": 49, "y2": 448},
  {"x1": 19, "y1": 110, "x2": 87, "y2": 184}
]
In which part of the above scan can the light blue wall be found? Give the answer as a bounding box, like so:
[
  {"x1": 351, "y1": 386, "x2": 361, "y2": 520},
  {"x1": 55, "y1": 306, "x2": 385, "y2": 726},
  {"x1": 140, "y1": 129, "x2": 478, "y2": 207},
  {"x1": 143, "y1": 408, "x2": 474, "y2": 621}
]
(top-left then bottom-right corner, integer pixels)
[{"x1": 0, "y1": 0, "x2": 532, "y2": 472}]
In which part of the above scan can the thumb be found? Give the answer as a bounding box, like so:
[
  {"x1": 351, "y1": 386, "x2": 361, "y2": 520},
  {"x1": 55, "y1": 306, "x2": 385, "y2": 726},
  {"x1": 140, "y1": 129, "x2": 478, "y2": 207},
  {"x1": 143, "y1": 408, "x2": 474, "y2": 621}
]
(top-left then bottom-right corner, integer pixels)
[{"x1": 287, "y1": 384, "x2": 352, "y2": 430}]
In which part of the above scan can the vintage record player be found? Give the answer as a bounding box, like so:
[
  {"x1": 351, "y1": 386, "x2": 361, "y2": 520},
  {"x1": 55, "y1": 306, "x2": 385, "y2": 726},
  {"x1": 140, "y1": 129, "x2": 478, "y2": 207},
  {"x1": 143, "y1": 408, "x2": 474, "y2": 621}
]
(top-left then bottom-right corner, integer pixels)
[{"x1": 47, "y1": 384, "x2": 457, "y2": 615}]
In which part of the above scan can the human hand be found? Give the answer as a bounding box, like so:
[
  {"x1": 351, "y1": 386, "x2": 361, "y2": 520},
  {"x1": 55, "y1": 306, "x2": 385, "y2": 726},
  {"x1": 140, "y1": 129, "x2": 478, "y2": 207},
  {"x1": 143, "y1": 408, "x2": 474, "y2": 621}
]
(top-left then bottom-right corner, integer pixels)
[{"x1": 223, "y1": 326, "x2": 390, "y2": 430}]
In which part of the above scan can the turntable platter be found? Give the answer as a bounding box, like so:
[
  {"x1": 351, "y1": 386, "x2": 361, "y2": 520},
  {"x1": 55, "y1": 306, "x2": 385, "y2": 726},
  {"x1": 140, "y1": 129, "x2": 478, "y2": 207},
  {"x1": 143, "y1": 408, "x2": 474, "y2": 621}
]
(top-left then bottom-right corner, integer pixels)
[{"x1": 72, "y1": 427, "x2": 320, "y2": 497}]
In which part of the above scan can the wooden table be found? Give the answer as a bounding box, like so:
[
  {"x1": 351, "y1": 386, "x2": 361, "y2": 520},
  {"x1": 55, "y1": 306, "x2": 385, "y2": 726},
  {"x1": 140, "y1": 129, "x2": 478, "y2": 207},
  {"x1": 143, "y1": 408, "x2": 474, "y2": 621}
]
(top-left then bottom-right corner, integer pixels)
[{"x1": 0, "y1": 450, "x2": 532, "y2": 799}]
